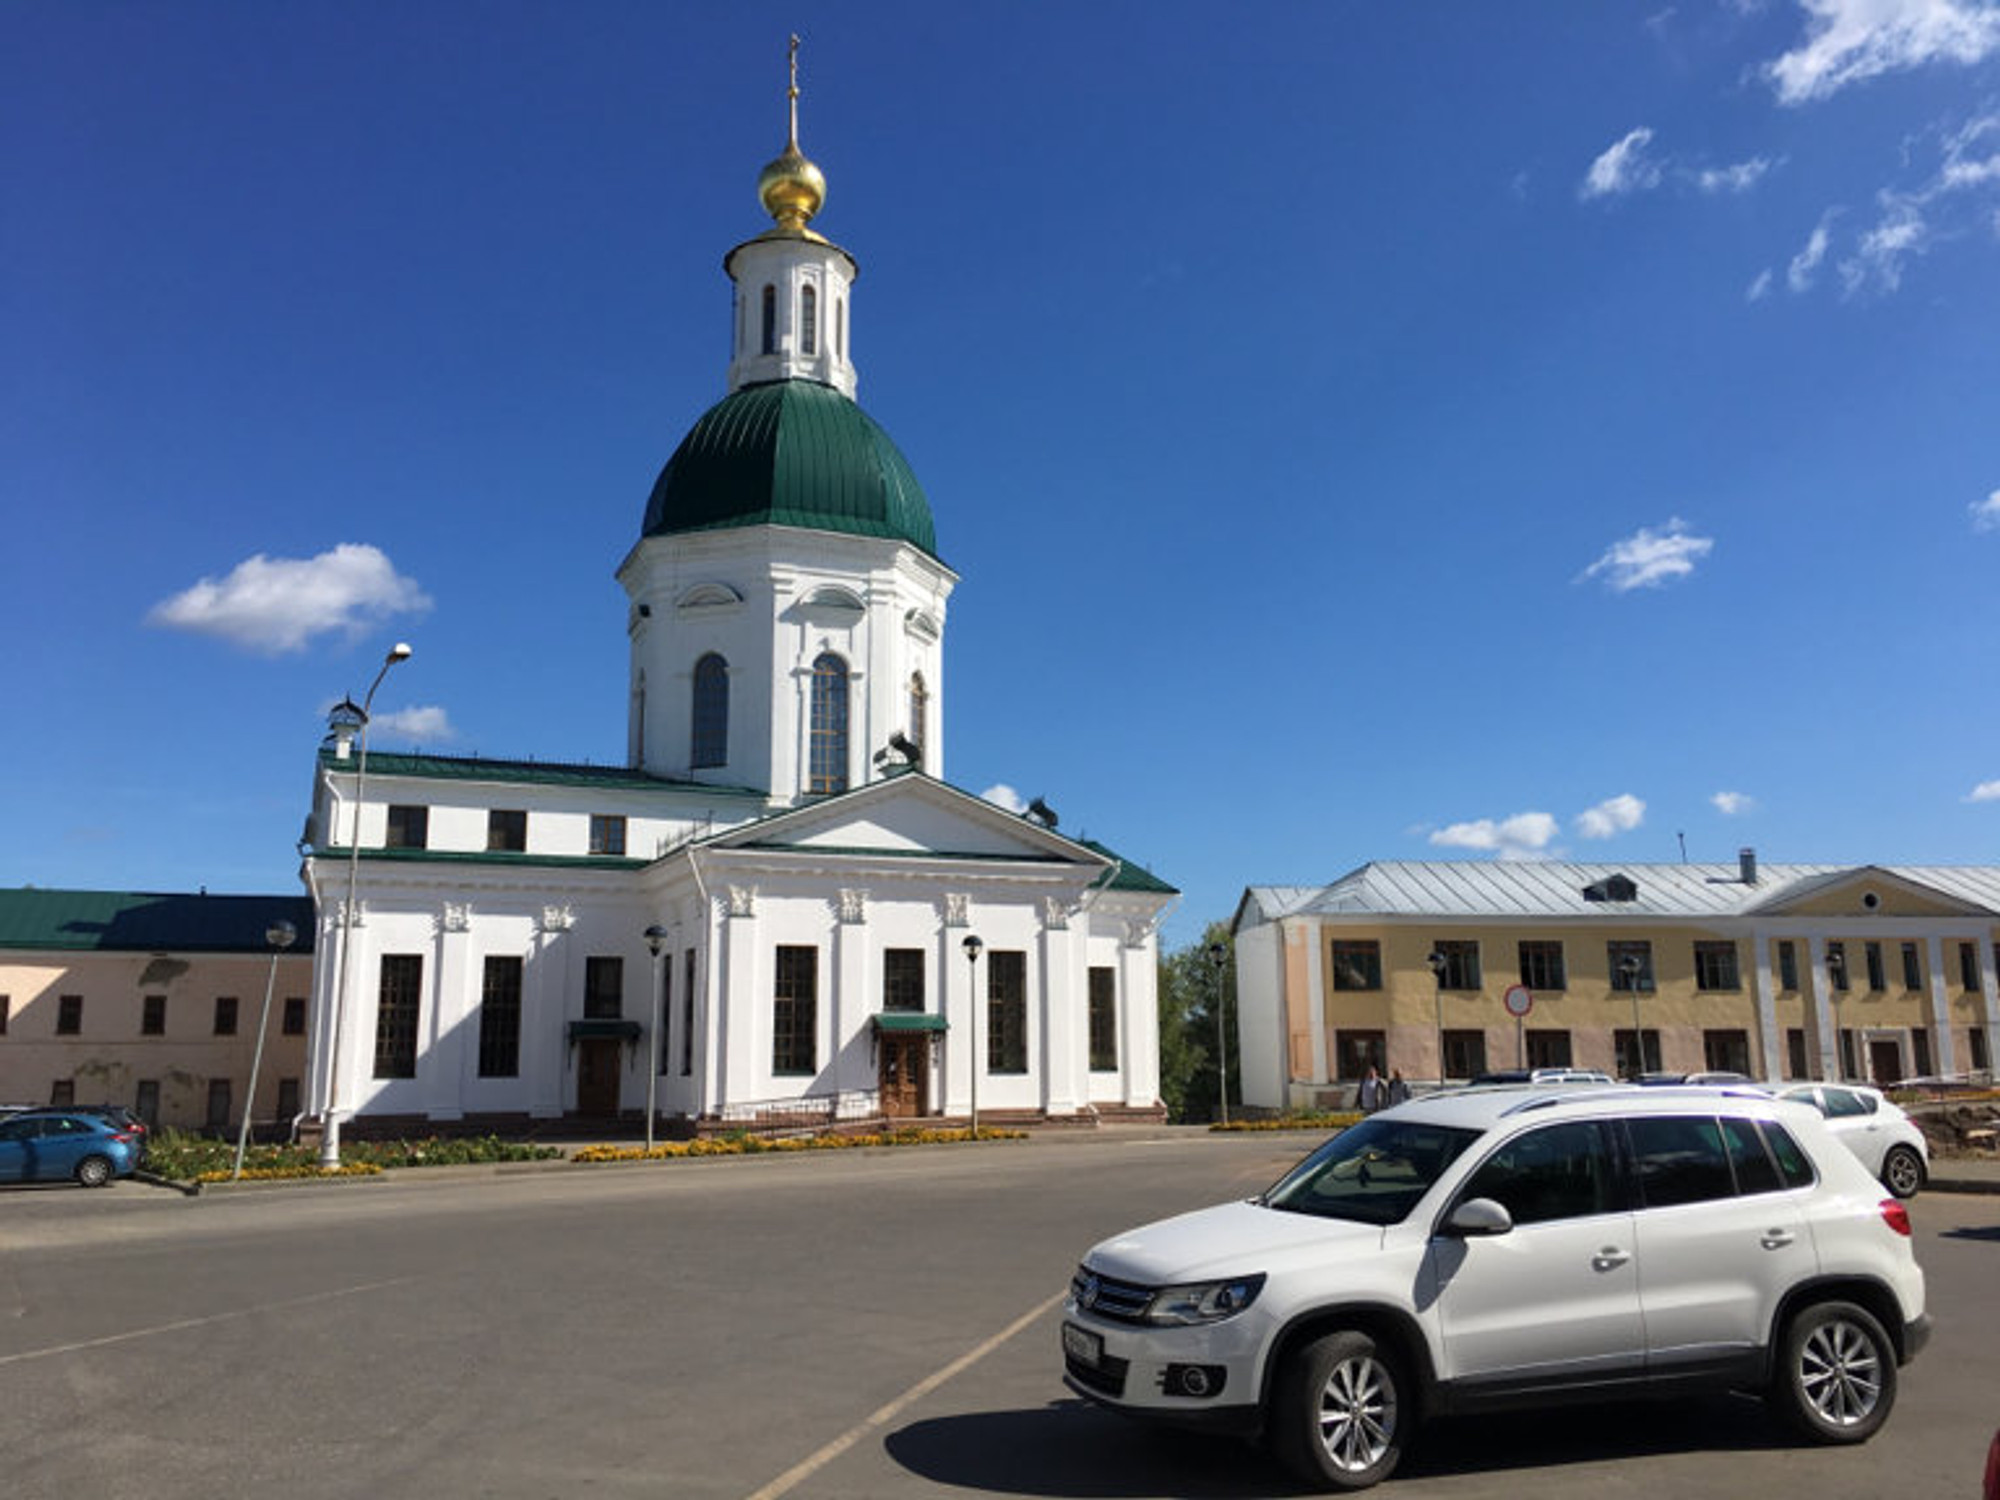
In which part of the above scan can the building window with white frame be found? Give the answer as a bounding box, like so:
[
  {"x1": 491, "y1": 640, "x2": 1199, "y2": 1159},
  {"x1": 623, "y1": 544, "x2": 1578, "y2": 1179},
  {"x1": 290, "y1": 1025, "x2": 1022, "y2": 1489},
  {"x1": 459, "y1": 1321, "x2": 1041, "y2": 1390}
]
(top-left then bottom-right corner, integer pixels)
[
  {"x1": 1088, "y1": 966, "x2": 1117, "y2": 1071},
  {"x1": 801, "y1": 282, "x2": 817, "y2": 356},
  {"x1": 809, "y1": 653, "x2": 849, "y2": 794},
  {"x1": 987, "y1": 950, "x2": 1027, "y2": 1075},
  {"x1": 691, "y1": 653, "x2": 729, "y2": 769},
  {"x1": 1693, "y1": 941, "x2": 1740, "y2": 992},
  {"x1": 373, "y1": 955, "x2": 423, "y2": 1079},
  {"x1": 773, "y1": 946, "x2": 817, "y2": 1076},
  {"x1": 1518, "y1": 940, "x2": 1566, "y2": 991}
]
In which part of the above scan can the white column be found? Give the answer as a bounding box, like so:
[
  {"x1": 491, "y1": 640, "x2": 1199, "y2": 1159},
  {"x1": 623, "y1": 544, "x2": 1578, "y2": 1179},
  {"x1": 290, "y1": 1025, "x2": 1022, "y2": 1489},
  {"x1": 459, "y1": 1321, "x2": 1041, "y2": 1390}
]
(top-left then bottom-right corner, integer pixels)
[
  {"x1": 1808, "y1": 936, "x2": 1839, "y2": 1079},
  {"x1": 1926, "y1": 936, "x2": 1958, "y2": 1075},
  {"x1": 1751, "y1": 932, "x2": 1782, "y2": 1080},
  {"x1": 427, "y1": 908, "x2": 470, "y2": 1121},
  {"x1": 1981, "y1": 939, "x2": 2000, "y2": 1074},
  {"x1": 1040, "y1": 908, "x2": 1078, "y2": 1116},
  {"x1": 527, "y1": 922, "x2": 567, "y2": 1118},
  {"x1": 719, "y1": 893, "x2": 760, "y2": 1110},
  {"x1": 834, "y1": 894, "x2": 867, "y2": 1092},
  {"x1": 1120, "y1": 932, "x2": 1156, "y2": 1109}
]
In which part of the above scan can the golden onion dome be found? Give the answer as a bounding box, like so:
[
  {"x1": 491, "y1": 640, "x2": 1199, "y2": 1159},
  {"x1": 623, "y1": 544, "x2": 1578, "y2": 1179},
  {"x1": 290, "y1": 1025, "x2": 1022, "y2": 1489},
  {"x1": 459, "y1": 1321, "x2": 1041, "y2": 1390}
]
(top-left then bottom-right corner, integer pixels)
[{"x1": 758, "y1": 142, "x2": 825, "y2": 231}]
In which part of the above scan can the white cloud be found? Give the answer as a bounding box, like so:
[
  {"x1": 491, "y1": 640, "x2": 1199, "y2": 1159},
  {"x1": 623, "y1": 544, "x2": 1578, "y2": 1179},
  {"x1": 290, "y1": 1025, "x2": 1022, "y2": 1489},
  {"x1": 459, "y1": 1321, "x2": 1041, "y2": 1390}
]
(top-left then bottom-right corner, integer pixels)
[
  {"x1": 1746, "y1": 267, "x2": 1775, "y2": 301},
  {"x1": 980, "y1": 783, "x2": 1027, "y2": 814},
  {"x1": 1788, "y1": 215, "x2": 1835, "y2": 291},
  {"x1": 148, "y1": 543, "x2": 431, "y2": 655},
  {"x1": 1581, "y1": 127, "x2": 1662, "y2": 199},
  {"x1": 1766, "y1": 0, "x2": 2000, "y2": 104},
  {"x1": 1575, "y1": 794, "x2": 1647, "y2": 840},
  {"x1": 1695, "y1": 156, "x2": 1776, "y2": 193},
  {"x1": 1430, "y1": 812, "x2": 1561, "y2": 859},
  {"x1": 1840, "y1": 200, "x2": 1929, "y2": 292},
  {"x1": 372, "y1": 705, "x2": 454, "y2": 742},
  {"x1": 1971, "y1": 490, "x2": 2000, "y2": 531},
  {"x1": 1968, "y1": 780, "x2": 2000, "y2": 802},
  {"x1": 1712, "y1": 790, "x2": 1757, "y2": 815},
  {"x1": 1579, "y1": 517, "x2": 1716, "y2": 591}
]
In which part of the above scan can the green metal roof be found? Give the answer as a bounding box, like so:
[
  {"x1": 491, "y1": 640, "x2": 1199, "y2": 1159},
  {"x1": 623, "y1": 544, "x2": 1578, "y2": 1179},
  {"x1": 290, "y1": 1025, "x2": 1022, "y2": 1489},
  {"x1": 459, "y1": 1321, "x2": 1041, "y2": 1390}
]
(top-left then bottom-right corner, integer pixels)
[
  {"x1": 873, "y1": 1012, "x2": 948, "y2": 1033},
  {"x1": 0, "y1": 889, "x2": 316, "y2": 954},
  {"x1": 320, "y1": 748, "x2": 765, "y2": 797},
  {"x1": 1077, "y1": 841, "x2": 1180, "y2": 896},
  {"x1": 643, "y1": 379, "x2": 938, "y2": 559}
]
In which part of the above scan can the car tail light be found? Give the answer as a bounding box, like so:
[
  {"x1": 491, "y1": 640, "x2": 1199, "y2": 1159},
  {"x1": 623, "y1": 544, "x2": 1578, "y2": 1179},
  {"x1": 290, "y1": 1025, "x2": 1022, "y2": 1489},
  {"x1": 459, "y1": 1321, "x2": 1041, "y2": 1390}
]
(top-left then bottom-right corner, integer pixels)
[
  {"x1": 112, "y1": 1130, "x2": 139, "y2": 1144},
  {"x1": 1879, "y1": 1198, "x2": 1912, "y2": 1237}
]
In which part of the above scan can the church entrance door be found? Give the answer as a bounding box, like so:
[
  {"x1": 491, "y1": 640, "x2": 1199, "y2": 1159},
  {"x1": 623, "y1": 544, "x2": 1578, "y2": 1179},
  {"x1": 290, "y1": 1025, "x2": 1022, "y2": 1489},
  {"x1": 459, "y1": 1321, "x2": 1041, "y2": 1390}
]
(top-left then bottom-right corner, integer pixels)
[
  {"x1": 577, "y1": 1039, "x2": 622, "y2": 1117},
  {"x1": 878, "y1": 1034, "x2": 929, "y2": 1119}
]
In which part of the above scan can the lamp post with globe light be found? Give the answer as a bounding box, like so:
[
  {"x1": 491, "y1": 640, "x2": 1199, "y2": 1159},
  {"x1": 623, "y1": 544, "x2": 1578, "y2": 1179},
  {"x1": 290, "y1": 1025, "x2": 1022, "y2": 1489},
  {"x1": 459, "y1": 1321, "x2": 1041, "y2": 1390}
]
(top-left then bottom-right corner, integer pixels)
[
  {"x1": 1619, "y1": 951, "x2": 1645, "y2": 1078},
  {"x1": 320, "y1": 642, "x2": 412, "y2": 1170},
  {"x1": 645, "y1": 925, "x2": 668, "y2": 1151},
  {"x1": 232, "y1": 917, "x2": 298, "y2": 1182},
  {"x1": 961, "y1": 934, "x2": 983, "y2": 1136}
]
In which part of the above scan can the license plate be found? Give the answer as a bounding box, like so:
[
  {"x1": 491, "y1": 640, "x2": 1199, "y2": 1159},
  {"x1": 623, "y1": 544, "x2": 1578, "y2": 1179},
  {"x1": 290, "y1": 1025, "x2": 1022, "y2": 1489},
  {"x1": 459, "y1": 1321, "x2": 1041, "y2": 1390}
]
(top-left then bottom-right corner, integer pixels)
[{"x1": 1062, "y1": 1322, "x2": 1103, "y2": 1366}]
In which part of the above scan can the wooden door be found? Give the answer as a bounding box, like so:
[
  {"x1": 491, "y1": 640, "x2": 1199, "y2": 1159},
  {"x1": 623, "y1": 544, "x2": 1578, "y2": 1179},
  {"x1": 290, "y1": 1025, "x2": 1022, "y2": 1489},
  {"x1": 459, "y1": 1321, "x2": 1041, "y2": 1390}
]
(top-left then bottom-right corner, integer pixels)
[
  {"x1": 878, "y1": 1034, "x2": 929, "y2": 1119},
  {"x1": 577, "y1": 1039, "x2": 622, "y2": 1117},
  {"x1": 1868, "y1": 1039, "x2": 1902, "y2": 1086}
]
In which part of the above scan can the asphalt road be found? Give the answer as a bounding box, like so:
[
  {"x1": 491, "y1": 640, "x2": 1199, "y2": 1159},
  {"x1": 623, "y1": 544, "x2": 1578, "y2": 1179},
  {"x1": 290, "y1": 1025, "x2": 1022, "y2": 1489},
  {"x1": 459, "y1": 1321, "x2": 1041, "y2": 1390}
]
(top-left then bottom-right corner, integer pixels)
[{"x1": 3, "y1": 1130, "x2": 1996, "y2": 1500}]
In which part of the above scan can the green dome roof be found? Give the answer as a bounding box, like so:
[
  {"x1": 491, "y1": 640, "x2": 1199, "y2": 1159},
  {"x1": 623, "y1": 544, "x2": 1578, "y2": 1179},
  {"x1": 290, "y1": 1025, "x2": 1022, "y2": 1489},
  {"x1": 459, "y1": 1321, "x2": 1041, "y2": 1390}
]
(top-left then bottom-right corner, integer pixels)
[{"x1": 643, "y1": 380, "x2": 936, "y2": 559}]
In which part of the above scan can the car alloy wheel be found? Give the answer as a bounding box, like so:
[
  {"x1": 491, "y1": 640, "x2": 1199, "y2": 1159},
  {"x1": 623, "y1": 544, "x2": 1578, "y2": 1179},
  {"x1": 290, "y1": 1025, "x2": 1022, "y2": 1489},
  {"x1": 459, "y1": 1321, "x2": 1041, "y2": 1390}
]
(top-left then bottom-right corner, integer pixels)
[
  {"x1": 1882, "y1": 1145, "x2": 1924, "y2": 1199},
  {"x1": 1273, "y1": 1329, "x2": 1408, "y2": 1491},
  {"x1": 1777, "y1": 1300, "x2": 1896, "y2": 1443},
  {"x1": 75, "y1": 1154, "x2": 113, "y2": 1188}
]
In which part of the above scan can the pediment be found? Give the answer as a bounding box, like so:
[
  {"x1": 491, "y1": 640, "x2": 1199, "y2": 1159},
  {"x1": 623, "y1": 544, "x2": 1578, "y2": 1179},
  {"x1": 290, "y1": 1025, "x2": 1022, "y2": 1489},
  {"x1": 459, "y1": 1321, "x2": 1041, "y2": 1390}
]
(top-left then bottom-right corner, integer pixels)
[
  {"x1": 703, "y1": 776, "x2": 1104, "y2": 868},
  {"x1": 1749, "y1": 866, "x2": 1998, "y2": 919}
]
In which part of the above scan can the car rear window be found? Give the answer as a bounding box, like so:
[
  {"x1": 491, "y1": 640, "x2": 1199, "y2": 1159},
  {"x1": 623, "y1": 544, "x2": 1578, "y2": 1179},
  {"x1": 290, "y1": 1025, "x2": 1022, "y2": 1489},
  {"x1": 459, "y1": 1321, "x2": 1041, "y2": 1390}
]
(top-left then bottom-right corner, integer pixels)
[
  {"x1": 1718, "y1": 1115, "x2": 1783, "y2": 1194},
  {"x1": 1760, "y1": 1119, "x2": 1816, "y2": 1188},
  {"x1": 1626, "y1": 1116, "x2": 1736, "y2": 1207}
]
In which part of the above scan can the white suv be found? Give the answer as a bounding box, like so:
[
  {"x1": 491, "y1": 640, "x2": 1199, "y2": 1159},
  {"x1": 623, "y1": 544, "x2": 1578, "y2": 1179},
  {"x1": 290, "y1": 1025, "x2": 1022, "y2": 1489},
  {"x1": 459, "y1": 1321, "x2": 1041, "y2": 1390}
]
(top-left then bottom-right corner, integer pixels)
[{"x1": 1061, "y1": 1086, "x2": 1929, "y2": 1491}]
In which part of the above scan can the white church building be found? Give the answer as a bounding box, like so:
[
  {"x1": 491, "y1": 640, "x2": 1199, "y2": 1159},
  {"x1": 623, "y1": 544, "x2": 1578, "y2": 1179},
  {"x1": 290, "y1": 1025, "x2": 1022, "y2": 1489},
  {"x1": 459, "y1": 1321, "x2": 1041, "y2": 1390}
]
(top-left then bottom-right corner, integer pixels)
[{"x1": 299, "y1": 69, "x2": 1174, "y2": 1139}]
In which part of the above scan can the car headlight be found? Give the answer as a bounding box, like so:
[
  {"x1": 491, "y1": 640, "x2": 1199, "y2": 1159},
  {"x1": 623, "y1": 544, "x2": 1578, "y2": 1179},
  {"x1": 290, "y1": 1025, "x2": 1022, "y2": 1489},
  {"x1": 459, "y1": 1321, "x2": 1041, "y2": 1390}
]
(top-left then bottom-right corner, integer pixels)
[{"x1": 1145, "y1": 1274, "x2": 1266, "y2": 1326}]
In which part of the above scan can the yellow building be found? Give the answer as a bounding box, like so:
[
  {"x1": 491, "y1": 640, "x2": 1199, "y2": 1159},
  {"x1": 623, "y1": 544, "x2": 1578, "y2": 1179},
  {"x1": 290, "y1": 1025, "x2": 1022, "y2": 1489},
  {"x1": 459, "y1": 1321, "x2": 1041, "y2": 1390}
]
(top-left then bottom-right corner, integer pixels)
[
  {"x1": 1230, "y1": 854, "x2": 2000, "y2": 1111},
  {"x1": 0, "y1": 889, "x2": 314, "y2": 1130}
]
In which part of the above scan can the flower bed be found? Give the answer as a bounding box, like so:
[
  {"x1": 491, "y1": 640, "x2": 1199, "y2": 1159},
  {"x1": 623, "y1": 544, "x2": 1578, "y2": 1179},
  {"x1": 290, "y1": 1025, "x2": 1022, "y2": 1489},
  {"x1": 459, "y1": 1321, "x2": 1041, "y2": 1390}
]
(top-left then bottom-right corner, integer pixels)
[
  {"x1": 1210, "y1": 1112, "x2": 1361, "y2": 1133},
  {"x1": 571, "y1": 1126, "x2": 1023, "y2": 1162}
]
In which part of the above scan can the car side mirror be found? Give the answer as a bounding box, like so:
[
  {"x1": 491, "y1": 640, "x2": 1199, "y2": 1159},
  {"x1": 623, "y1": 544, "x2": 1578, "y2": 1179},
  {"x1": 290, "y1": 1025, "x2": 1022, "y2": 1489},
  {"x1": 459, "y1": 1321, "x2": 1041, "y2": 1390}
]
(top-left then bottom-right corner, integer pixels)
[{"x1": 1444, "y1": 1197, "x2": 1513, "y2": 1237}]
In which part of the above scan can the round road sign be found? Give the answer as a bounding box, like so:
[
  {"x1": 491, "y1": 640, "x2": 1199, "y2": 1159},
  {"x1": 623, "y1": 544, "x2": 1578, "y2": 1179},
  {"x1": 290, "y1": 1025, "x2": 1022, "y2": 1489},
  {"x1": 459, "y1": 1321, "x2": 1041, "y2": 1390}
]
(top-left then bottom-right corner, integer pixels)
[{"x1": 1503, "y1": 984, "x2": 1533, "y2": 1018}]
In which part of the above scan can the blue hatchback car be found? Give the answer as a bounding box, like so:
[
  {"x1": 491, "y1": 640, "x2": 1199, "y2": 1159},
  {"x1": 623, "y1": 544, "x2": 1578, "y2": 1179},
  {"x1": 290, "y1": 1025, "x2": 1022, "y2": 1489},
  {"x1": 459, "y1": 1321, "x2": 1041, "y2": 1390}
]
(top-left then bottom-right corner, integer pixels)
[{"x1": 0, "y1": 1110, "x2": 142, "y2": 1187}]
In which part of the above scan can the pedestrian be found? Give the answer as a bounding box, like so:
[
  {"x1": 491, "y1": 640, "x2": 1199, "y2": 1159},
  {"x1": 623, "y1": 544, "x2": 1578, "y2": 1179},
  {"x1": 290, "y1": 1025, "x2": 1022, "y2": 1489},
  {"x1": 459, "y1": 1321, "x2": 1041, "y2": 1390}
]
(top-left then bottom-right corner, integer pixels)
[
  {"x1": 1387, "y1": 1069, "x2": 1410, "y2": 1106},
  {"x1": 1358, "y1": 1066, "x2": 1384, "y2": 1113}
]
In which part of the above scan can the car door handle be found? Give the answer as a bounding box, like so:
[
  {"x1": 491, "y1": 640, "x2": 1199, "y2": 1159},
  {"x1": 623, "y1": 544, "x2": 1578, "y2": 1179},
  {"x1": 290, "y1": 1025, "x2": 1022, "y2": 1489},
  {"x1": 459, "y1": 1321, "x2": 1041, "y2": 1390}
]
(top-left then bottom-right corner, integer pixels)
[
  {"x1": 1591, "y1": 1247, "x2": 1631, "y2": 1271},
  {"x1": 1761, "y1": 1229, "x2": 1796, "y2": 1250}
]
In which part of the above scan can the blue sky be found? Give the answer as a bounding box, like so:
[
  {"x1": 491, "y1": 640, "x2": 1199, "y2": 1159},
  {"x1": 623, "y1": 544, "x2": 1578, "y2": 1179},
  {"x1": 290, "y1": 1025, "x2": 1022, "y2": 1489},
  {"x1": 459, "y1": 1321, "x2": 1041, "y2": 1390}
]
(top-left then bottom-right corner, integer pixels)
[{"x1": 4, "y1": 1, "x2": 1998, "y2": 950}]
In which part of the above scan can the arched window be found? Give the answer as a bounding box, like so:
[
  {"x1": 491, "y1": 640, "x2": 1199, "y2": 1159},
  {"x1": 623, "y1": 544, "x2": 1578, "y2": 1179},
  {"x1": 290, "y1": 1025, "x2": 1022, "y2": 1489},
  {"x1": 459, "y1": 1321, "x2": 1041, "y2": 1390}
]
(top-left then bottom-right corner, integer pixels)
[
  {"x1": 801, "y1": 283, "x2": 818, "y2": 356},
  {"x1": 907, "y1": 672, "x2": 929, "y2": 769},
  {"x1": 691, "y1": 654, "x2": 728, "y2": 769},
  {"x1": 809, "y1": 653, "x2": 849, "y2": 794},
  {"x1": 760, "y1": 285, "x2": 776, "y2": 355},
  {"x1": 837, "y1": 296, "x2": 846, "y2": 359}
]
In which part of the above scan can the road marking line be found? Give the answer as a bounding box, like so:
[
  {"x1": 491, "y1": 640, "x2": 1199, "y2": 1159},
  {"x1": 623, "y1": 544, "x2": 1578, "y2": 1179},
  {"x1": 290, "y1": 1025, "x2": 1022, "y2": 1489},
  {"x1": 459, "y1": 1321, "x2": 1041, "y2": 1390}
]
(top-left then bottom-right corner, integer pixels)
[
  {"x1": 742, "y1": 1288, "x2": 1066, "y2": 1500},
  {"x1": 0, "y1": 1278, "x2": 415, "y2": 1366}
]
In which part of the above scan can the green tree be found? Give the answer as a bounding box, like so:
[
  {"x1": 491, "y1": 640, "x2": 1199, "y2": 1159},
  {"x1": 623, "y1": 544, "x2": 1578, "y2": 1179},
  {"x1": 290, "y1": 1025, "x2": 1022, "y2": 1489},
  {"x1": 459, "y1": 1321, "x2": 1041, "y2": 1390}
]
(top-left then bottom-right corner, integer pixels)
[{"x1": 1157, "y1": 920, "x2": 1237, "y2": 1123}]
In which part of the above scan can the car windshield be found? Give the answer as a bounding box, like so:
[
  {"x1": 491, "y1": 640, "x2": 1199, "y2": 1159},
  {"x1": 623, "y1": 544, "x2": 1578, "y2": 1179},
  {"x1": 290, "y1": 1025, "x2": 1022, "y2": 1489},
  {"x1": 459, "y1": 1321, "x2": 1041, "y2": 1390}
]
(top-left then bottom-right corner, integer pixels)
[{"x1": 1260, "y1": 1118, "x2": 1483, "y2": 1225}]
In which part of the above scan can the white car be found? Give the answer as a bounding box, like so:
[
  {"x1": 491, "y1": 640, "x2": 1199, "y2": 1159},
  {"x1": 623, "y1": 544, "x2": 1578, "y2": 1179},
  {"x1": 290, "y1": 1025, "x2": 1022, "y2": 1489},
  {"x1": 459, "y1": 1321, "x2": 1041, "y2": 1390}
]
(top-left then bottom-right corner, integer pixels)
[
  {"x1": 1776, "y1": 1083, "x2": 1929, "y2": 1198},
  {"x1": 1062, "y1": 1085, "x2": 1928, "y2": 1491}
]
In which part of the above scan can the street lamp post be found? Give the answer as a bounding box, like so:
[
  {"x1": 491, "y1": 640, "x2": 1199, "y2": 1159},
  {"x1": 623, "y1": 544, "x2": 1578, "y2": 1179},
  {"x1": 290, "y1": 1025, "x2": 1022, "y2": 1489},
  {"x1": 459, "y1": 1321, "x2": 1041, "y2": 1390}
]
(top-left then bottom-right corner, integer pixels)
[
  {"x1": 645, "y1": 925, "x2": 668, "y2": 1151},
  {"x1": 1619, "y1": 952, "x2": 1645, "y2": 1078},
  {"x1": 1207, "y1": 942, "x2": 1231, "y2": 1126},
  {"x1": 232, "y1": 918, "x2": 298, "y2": 1182},
  {"x1": 320, "y1": 641, "x2": 413, "y2": 1170},
  {"x1": 961, "y1": 933, "x2": 983, "y2": 1137},
  {"x1": 1426, "y1": 950, "x2": 1448, "y2": 1089}
]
